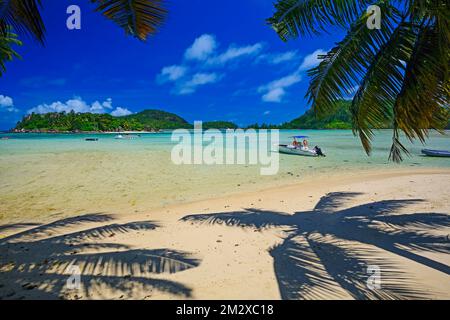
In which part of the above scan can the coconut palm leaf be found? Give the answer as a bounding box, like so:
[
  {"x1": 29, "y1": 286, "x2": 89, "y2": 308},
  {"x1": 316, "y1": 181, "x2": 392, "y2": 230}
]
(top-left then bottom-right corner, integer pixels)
[
  {"x1": 0, "y1": 27, "x2": 21, "y2": 75},
  {"x1": 0, "y1": 0, "x2": 45, "y2": 43},
  {"x1": 393, "y1": 26, "x2": 449, "y2": 143},
  {"x1": 351, "y1": 21, "x2": 417, "y2": 160},
  {"x1": 267, "y1": 0, "x2": 372, "y2": 40},
  {"x1": 91, "y1": 0, "x2": 167, "y2": 41},
  {"x1": 306, "y1": 1, "x2": 400, "y2": 116}
]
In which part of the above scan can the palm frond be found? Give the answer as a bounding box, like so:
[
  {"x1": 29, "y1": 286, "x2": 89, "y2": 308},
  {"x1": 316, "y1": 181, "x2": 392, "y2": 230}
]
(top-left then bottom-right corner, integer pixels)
[
  {"x1": 0, "y1": 27, "x2": 21, "y2": 76},
  {"x1": 351, "y1": 22, "x2": 417, "y2": 159},
  {"x1": 306, "y1": 1, "x2": 400, "y2": 116},
  {"x1": 91, "y1": 0, "x2": 167, "y2": 41},
  {"x1": 388, "y1": 127, "x2": 411, "y2": 162},
  {"x1": 392, "y1": 26, "x2": 449, "y2": 158},
  {"x1": 0, "y1": 0, "x2": 45, "y2": 43},
  {"x1": 267, "y1": 0, "x2": 372, "y2": 40}
]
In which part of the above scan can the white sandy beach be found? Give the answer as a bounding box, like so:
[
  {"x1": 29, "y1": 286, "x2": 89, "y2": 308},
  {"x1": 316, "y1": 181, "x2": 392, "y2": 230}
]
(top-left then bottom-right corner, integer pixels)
[{"x1": 1, "y1": 169, "x2": 449, "y2": 300}]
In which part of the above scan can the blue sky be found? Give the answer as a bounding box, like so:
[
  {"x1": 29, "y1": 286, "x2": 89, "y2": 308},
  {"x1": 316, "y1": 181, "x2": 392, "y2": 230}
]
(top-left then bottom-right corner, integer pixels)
[{"x1": 0, "y1": 0, "x2": 344, "y2": 130}]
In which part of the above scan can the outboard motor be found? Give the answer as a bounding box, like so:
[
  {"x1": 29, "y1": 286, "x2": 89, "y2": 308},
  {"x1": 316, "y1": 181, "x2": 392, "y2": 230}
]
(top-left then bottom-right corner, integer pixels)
[{"x1": 314, "y1": 146, "x2": 325, "y2": 157}]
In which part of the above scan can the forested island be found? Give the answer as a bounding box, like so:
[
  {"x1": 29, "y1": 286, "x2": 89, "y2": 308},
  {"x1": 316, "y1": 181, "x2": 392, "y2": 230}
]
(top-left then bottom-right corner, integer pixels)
[
  {"x1": 12, "y1": 100, "x2": 448, "y2": 132},
  {"x1": 14, "y1": 110, "x2": 191, "y2": 132}
]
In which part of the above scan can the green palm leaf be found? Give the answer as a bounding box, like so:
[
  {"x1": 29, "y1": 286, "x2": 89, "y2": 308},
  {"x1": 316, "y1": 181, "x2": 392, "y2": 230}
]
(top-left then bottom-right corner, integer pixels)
[
  {"x1": 393, "y1": 26, "x2": 449, "y2": 145},
  {"x1": 267, "y1": 0, "x2": 372, "y2": 40},
  {"x1": 306, "y1": 1, "x2": 400, "y2": 116},
  {"x1": 0, "y1": 27, "x2": 21, "y2": 76},
  {"x1": 351, "y1": 22, "x2": 417, "y2": 159},
  {"x1": 91, "y1": 0, "x2": 167, "y2": 41},
  {"x1": 0, "y1": 0, "x2": 45, "y2": 43}
]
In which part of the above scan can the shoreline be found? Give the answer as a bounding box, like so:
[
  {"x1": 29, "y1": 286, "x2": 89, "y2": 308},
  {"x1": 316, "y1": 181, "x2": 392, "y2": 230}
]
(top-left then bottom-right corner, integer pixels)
[
  {"x1": 3, "y1": 130, "x2": 165, "y2": 134},
  {"x1": 1, "y1": 167, "x2": 449, "y2": 227},
  {"x1": 0, "y1": 168, "x2": 449, "y2": 299}
]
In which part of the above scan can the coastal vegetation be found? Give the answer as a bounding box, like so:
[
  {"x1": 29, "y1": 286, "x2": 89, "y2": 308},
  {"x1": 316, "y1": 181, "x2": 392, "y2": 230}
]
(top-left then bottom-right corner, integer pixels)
[
  {"x1": 14, "y1": 109, "x2": 191, "y2": 132},
  {"x1": 202, "y1": 121, "x2": 238, "y2": 129},
  {"x1": 124, "y1": 109, "x2": 191, "y2": 130},
  {"x1": 269, "y1": 1, "x2": 449, "y2": 161},
  {"x1": 248, "y1": 100, "x2": 392, "y2": 129},
  {"x1": 13, "y1": 111, "x2": 244, "y2": 132},
  {"x1": 12, "y1": 99, "x2": 450, "y2": 132},
  {"x1": 281, "y1": 100, "x2": 356, "y2": 129},
  {"x1": 12, "y1": 100, "x2": 361, "y2": 132}
]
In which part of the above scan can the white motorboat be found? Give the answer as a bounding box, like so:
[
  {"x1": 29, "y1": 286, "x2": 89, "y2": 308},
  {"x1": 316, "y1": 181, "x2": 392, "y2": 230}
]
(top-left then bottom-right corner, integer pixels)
[
  {"x1": 278, "y1": 135, "x2": 325, "y2": 157},
  {"x1": 115, "y1": 134, "x2": 140, "y2": 140},
  {"x1": 278, "y1": 144, "x2": 318, "y2": 156}
]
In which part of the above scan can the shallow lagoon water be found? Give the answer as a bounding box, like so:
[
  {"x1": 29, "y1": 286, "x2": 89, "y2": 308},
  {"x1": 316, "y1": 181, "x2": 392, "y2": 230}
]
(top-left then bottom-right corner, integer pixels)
[{"x1": 0, "y1": 130, "x2": 449, "y2": 223}]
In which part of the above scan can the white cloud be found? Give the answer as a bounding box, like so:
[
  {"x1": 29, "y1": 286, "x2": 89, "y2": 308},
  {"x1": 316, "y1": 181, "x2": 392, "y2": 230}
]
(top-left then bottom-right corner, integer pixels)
[
  {"x1": 0, "y1": 95, "x2": 19, "y2": 112},
  {"x1": 156, "y1": 35, "x2": 266, "y2": 95},
  {"x1": 102, "y1": 98, "x2": 113, "y2": 109},
  {"x1": 207, "y1": 43, "x2": 263, "y2": 65},
  {"x1": 262, "y1": 88, "x2": 286, "y2": 102},
  {"x1": 27, "y1": 97, "x2": 128, "y2": 116},
  {"x1": 267, "y1": 73, "x2": 302, "y2": 89},
  {"x1": 0, "y1": 95, "x2": 14, "y2": 107},
  {"x1": 157, "y1": 65, "x2": 187, "y2": 83},
  {"x1": 258, "y1": 50, "x2": 299, "y2": 65},
  {"x1": 157, "y1": 35, "x2": 306, "y2": 97},
  {"x1": 110, "y1": 107, "x2": 133, "y2": 117},
  {"x1": 176, "y1": 72, "x2": 222, "y2": 95},
  {"x1": 259, "y1": 73, "x2": 302, "y2": 103},
  {"x1": 256, "y1": 49, "x2": 327, "y2": 103},
  {"x1": 299, "y1": 49, "x2": 327, "y2": 70},
  {"x1": 263, "y1": 110, "x2": 271, "y2": 115},
  {"x1": 91, "y1": 98, "x2": 113, "y2": 113},
  {"x1": 184, "y1": 34, "x2": 217, "y2": 61}
]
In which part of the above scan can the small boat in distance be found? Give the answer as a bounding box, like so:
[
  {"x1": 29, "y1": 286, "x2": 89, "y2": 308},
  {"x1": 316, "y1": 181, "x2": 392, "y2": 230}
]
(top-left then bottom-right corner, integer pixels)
[
  {"x1": 85, "y1": 138, "x2": 98, "y2": 141},
  {"x1": 115, "y1": 134, "x2": 140, "y2": 140},
  {"x1": 421, "y1": 149, "x2": 450, "y2": 157},
  {"x1": 278, "y1": 135, "x2": 325, "y2": 157}
]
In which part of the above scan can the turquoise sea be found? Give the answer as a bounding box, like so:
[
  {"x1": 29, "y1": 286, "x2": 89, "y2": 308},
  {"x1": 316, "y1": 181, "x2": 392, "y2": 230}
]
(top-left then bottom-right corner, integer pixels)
[
  {"x1": 0, "y1": 130, "x2": 449, "y2": 223},
  {"x1": 1, "y1": 129, "x2": 449, "y2": 167}
]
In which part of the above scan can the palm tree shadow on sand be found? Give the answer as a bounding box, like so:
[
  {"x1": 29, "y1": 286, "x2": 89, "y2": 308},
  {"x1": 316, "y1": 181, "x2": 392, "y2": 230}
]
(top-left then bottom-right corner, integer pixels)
[
  {"x1": 181, "y1": 192, "x2": 449, "y2": 300},
  {"x1": 0, "y1": 213, "x2": 200, "y2": 299}
]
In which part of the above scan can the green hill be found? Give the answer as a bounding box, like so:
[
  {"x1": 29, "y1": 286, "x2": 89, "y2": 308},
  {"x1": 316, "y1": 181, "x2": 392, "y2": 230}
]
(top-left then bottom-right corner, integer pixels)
[
  {"x1": 13, "y1": 109, "x2": 242, "y2": 132},
  {"x1": 123, "y1": 109, "x2": 191, "y2": 130},
  {"x1": 281, "y1": 100, "x2": 354, "y2": 129},
  {"x1": 202, "y1": 121, "x2": 238, "y2": 129},
  {"x1": 281, "y1": 100, "x2": 448, "y2": 130},
  {"x1": 14, "y1": 109, "x2": 192, "y2": 132}
]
